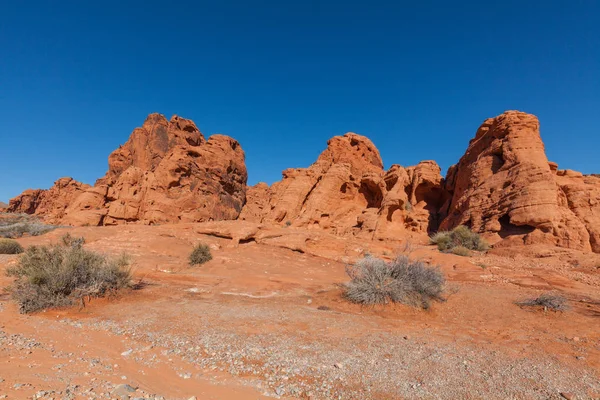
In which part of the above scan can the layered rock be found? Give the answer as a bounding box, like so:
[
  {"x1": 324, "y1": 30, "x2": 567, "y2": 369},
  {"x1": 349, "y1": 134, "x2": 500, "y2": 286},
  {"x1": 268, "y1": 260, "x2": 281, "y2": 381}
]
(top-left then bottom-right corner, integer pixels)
[
  {"x1": 7, "y1": 178, "x2": 90, "y2": 224},
  {"x1": 9, "y1": 114, "x2": 248, "y2": 226},
  {"x1": 439, "y1": 111, "x2": 593, "y2": 251},
  {"x1": 239, "y1": 133, "x2": 448, "y2": 239}
]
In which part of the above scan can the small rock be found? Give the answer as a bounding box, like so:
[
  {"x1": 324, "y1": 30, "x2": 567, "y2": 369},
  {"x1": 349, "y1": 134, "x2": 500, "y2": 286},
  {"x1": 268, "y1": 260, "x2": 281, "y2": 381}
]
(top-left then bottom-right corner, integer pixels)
[
  {"x1": 334, "y1": 363, "x2": 343, "y2": 369},
  {"x1": 560, "y1": 393, "x2": 575, "y2": 400},
  {"x1": 121, "y1": 349, "x2": 133, "y2": 356},
  {"x1": 307, "y1": 298, "x2": 312, "y2": 304},
  {"x1": 572, "y1": 337, "x2": 580, "y2": 342},
  {"x1": 112, "y1": 383, "x2": 137, "y2": 397},
  {"x1": 188, "y1": 397, "x2": 197, "y2": 400},
  {"x1": 403, "y1": 335, "x2": 410, "y2": 340}
]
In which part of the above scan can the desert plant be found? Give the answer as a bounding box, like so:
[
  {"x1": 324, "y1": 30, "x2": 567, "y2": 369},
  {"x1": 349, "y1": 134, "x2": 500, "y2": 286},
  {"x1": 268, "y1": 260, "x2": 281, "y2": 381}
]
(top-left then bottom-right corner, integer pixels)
[
  {"x1": 430, "y1": 225, "x2": 489, "y2": 252},
  {"x1": 61, "y1": 232, "x2": 86, "y2": 248},
  {"x1": 189, "y1": 243, "x2": 212, "y2": 266},
  {"x1": 451, "y1": 245, "x2": 471, "y2": 257},
  {"x1": 0, "y1": 238, "x2": 24, "y2": 254},
  {"x1": 6, "y1": 244, "x2": 131, "y2": 313},
  {"x1": 342, "y1": 255, "x2": 445, "y2": 309},
  {"x1": 0, "y1": 213, "x2": 58, "y2": 238},
  {"x1": 516, "y1": 293, "x2": 568, "y2": 312}
]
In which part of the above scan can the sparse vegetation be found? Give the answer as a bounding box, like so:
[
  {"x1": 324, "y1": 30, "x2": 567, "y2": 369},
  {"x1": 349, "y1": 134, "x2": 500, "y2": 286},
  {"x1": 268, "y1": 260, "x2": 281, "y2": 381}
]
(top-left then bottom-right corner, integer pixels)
[
  {"x1": 341, "y1": 255, "x2": 445, "y2": 309},
  {"x1": 189, "y1": 243, "x2": 212, "y2": 266},
  {"x1": 516, "y1": 293, "x2": 569, "y2": 312},
  {"x1": 61, "y1": 232, "x2": 86, "y2": 248},
  {"x1": 451, "y1": 245, "x2": 471, "y2": 257},
  {"x1": 0, "y1": 238, "x2": 24, "y2": 254},
  {"x1": 0, "y1": 213, "x2": 58, "y2": 238},
  {"x1": 6, "y1": 244, "x2": 132, "y2": 314},
  {"x1": 430, "y1": 225, "x2": 489, "y2": 253}
]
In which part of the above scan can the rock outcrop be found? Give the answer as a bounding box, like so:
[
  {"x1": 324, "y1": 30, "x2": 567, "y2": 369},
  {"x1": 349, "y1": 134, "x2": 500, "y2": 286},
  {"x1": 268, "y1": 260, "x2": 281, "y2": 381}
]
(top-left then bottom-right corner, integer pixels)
[
  {"x1": 439, "y1": 111, "x2": 593, "y2": 252},
  {"x1": 9, "y1": 114, "x2": 248, "y2": 226},
  {"x1": 239, "y1": 133, "x2": 448, "y2": 239},
  {"x1": 7, "y1": 178, "x2": 90, "y2": 224},
  {"x1": 8, "y1": 110, "x2": 600, "y2": 253}
]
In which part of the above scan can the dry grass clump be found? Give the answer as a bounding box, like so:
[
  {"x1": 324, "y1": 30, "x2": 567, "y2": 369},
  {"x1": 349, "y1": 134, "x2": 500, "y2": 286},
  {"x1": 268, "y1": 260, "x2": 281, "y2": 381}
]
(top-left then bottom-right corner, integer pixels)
[
  {"x1": 430, "y1": 225, "x2": 489, "y2": 253},
  {"x1": 6, "y1": 244, "x2": 131, "y2": 314},
  {"x1": 0, "y1": 213, "x2": 58, "y2": 238},
  {"x1": 61, "y1": 232, "x2": 86, "y2": 248},
  {"x1": 342, "y1": 256, "x2": 445, "y2": 309},
  {"x1": 450, "y1": 245, "x2": 471, "y2": 257},
  {"x1": 189, "y1": 243, "x2": 212, "y2": 266},
  {"x1": 516, "y1": 293, "x2": 569, "y2": 312},
  {"x1": 0, "y1": 238, "x2": 24, "y2": 254}
]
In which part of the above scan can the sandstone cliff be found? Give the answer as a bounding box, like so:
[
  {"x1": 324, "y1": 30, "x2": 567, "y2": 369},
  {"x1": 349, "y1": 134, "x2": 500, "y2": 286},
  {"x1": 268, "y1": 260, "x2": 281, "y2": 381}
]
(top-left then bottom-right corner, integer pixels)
[{"x1": 8, "y1": 114, "x2": 247, "y2": 226}]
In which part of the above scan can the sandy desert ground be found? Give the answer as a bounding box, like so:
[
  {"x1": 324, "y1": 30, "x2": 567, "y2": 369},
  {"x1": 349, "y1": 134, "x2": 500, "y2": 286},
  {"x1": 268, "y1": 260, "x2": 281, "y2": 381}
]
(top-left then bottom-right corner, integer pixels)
[{"x1": 1, "y1": 222, "x2": 599, "y2": 400}]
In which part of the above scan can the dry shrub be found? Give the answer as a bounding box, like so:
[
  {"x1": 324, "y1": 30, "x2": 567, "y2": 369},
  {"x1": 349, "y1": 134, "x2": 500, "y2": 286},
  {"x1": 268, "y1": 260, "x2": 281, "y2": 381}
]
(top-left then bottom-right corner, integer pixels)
[
  {"x1": 342, "y1": 256, "x2": 445, "y2": 309},
  {"x1": 430, "y1": 225, "x2": 489, "y2": 252},
  {"x1": 0, "y1": 213, "x2": 58, "y2": 238},
  {"x1": 516, "y1": 293, "x2": 568, "y2": 312},
  {"x1": 189, "y1": 243, "x2": 212, "y2": 266},
  {"x1": 61, "y1": 232, "x2": 86, "y2": 248},
  {"x1": 6, "y1": 244, "x2": 131, "y2": 314},
  {"x1": 451, "y1": 245, "x2": 471, "y2": 257},
  {"x1": 0, "y1": 238, "x2": 24, "y2": 254}
]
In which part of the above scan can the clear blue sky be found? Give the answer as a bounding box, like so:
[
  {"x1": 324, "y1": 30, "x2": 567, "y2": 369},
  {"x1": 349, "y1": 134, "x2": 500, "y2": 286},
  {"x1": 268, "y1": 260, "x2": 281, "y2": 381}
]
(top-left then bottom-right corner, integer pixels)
[{"x1": 1, "y1": 1, "x2": 599, "y2": 202}]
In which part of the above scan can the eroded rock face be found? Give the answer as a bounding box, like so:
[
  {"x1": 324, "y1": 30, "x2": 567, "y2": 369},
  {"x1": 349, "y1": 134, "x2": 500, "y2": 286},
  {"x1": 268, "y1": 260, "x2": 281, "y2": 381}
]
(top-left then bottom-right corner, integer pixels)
[
  {"x1": 240, "y1": 133, "x2": 448, "y2": 239},
  {"x1": 10, "y1": 114, "x2": 247, "y2": 226},
  {"x1": 7, "y1": 178, "x2": 91, "y2": 224},
  {"x1": 439, "y1": 111, "x2": 592, "y2": 251}
]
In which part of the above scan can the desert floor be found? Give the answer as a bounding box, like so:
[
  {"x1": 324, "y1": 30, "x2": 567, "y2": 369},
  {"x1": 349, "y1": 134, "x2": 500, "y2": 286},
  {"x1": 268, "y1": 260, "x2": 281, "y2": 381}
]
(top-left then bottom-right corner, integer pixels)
[{"x1": 1, "y1": 223, "x2": 599, "y2": 399}]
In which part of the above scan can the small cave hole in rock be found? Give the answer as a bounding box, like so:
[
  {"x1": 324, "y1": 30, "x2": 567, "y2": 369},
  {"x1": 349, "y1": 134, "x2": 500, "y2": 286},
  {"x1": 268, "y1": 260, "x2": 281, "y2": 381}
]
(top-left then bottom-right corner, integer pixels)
[
  {"x1": 359, "y1": 181, "x2": 383, "y2": 209},
  {"x1": 498, "y1": 214, "x2": 535, "y2": 238}
]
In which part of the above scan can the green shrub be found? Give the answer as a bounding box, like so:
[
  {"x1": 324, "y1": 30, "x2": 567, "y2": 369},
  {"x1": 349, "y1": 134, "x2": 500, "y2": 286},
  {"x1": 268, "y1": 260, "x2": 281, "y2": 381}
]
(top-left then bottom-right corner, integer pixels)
[
  {"x1": 430, "y1": 225, "x2": 489, "y2": 252},
  {"x1": 342, "y1": 256, "x2": 445, "y2": 309},
  {"x1": 516, "y1": 293, "x2": 568, "y2": 312},
  {"x1": 0, "y1": 238, "x2": 24, "y2": 254},
  {"x1": 189, "y1": 243, "x2": 212, "y2": 266},
  {"x1": 451, "y1": 245, "x2": 471, "y2": 257},
  {"x1": 6, "y1": 245, "x2": 131, "y2": 314}
]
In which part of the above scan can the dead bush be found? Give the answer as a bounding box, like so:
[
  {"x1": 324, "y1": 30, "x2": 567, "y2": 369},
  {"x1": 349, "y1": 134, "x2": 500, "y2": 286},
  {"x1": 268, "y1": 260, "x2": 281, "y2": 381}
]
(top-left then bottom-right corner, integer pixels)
[
  {"x1": 0, "y1": 238, "x2": 24, "y2": 254},
  {"x1": 6, "y1": 245, "x2": 131, "y2": 314},
  {"x1": 189, "y1": 243, "x2": 212, "y2": 266},
  {"x1": 430, "y1": 225, "x2": 489, "y2": 252},
  {"x1": 61, "y1": 232, "x2": 86, "y2": 248},
  {"x1": 516, "y1": 293, "x2": 568, "y2": 312},
  {"x1": 342, "y1": 256, "x2": 445, "y2": 309},
  {"x1": 0, "y1": 213, "x2": 58, "y2": 238},
  {"x1": 451, "y1": 245, "x2": 471, "y2": 257}
]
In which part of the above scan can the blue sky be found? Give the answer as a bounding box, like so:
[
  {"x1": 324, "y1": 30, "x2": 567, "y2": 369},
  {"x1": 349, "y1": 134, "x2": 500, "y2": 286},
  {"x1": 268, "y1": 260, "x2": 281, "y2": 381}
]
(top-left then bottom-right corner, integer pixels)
[{"x1": 1, "y1": 1, "x2": 599, "y2": 202}]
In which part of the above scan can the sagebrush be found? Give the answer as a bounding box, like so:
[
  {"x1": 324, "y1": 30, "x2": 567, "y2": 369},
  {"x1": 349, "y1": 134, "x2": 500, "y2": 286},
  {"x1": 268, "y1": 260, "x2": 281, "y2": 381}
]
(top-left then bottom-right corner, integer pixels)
[
  {"x1": 189, "y1": 243, "x2": 212, "y2": 266},
  {"x1": 0, "y1": 213, "x2": 58, "y2": 238},
  {"x1": 61, "y1": 232, "x2": 86, "y2": 248},
  {"x1": 430, "y1": 225, "x2": 489, "y2": 252},
  {"x1": 6, "y1": 244, "x2": 132, "y2": 313},
  {"x1": 516, "y1": 293, "x2": 568, "y2": 312},
  {"x1": 342, "y1": 256, "x2": 445, "y2": 309},
  {"x1": 0, "y1": 238, "x2": 24, "y2": 254}
]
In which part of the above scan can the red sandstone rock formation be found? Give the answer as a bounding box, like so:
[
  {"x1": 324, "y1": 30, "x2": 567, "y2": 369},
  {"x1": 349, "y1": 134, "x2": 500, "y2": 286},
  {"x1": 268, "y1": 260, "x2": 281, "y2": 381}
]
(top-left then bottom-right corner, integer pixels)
[
  {"x1": 7, "y1": 178, "x2": 90, "y2": 224},
  {"x1": 9, "y1": 114, "x2": 247, "y2": 226},
  {"x1": 439, "y1": 111, "x2": 593, "y2": 252},
  {"x1": 239, "y1": 133, "x2": 448, "y2": 239}
]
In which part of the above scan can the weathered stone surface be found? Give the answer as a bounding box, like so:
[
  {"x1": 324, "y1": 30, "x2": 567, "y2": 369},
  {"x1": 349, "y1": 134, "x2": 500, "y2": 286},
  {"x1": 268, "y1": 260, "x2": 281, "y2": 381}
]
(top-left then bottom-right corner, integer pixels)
[
  {"x1": 439, "y1": 111, "x2": 592, "y2": 251},
  {"x1": 240, "y1": 133, "x2": 447, "y2": 239},
  {"x1": 10, "y1": 114, "x2": 247, "y2": 226},
  {"x1": 7, "y1": 178, "x2": 90, "y2": 224}
]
